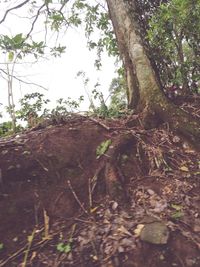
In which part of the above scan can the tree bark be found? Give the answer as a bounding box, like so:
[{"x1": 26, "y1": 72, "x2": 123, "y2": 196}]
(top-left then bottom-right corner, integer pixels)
[{"x1": 106, "y1": 0, "x2": 200, "y2": 146}]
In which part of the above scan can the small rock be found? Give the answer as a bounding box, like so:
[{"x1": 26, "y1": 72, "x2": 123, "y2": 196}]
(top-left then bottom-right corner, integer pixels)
[
  {"x1": 111, "y1": 201, "x2": 118, "y2": 210},
  {"x1": 160, "y1": 254, "x2": 165, "y2": 260},
  {"x1": 22, "y1": 150, "x2": 31, "y2": 155},
  {"x1": 13, "y1": 237, "x2": 18, "y2": 242},
  {"x1": 140, "y1": 221, "x2": 169, "y2": 244},
  {"x1": 172, "y1": 136, "x2": 180, "y2": 143},
  {"x1": 147, "y1": 189, "x2": 155, "y2": 195}
]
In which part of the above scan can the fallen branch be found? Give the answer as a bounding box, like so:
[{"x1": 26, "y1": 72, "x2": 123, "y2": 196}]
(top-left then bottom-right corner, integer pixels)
[{"x1": 67, "y1": 180, "x2": 89, "y2": 216}]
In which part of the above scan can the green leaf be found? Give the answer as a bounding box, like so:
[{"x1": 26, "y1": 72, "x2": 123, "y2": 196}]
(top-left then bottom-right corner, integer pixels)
[
  {"x1": 180, "y1": 166, "x2": 189, "y2": 172},
  {"x1": 171, "y1": 203, "x2": 184, "y2": 219},
  {"x1": 13, "y1": 33, "x2": 23, "y2": 44},
  {"x1": 96, "y1": 139, "x2": 112, "y2": 159},
  {"x1": 8, "y1": 51, "x2": 14, "y2": 62},
  {"x1": 171, "y1": 211, "x2": 184, "y2": 219},
  {"x1": 171, "y1": 204, "x2": 182, "y2": 211},
  {"x1": 63, "y1": 243, "x2": 71, "y2": 253},
  {"x1": 56, "y1": 242, "x2": 71, "y2": 253},
  {"x1": 56, "y1": 242, "x2": 64, "y2": 252}
]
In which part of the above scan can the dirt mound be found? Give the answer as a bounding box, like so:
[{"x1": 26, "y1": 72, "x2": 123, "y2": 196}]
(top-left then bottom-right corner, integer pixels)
[{"x1": 0, "y1": 115, "x2": 200, "y2": 267}]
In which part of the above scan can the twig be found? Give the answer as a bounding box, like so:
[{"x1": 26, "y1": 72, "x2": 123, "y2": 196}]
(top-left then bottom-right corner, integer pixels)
[
  {"x1": 21, "y1": 228, "x2": 36, "y2": 267},
  {"x1": 89, "y1": 164, "x2": 105, "y2": 209},
  {"x1": 0, "y1": 68, "x2": 48, "y2": 91},
  {"x1": 67, "y1": 180, "x2": 89, "y2": 215},
  {"x1": 0, "y1": 244, "x2": 28, "y2": 267},
  {"x1": 36, "y1": 159, "x2": 49, "y2": 172},
  {"x1": 25, "y1": 3, "x2": 46, "y2": 41},
  {"x1": 0, "y1": 0, "x2": 30, "y2": 24},
  {"x1": 0, "y1": 230, "x2": 48, "y2": 267},
  {"x1": 89, "y1": 117, "x2": 111, "y2": 130},
  {"x1": 88, "y1": 177, "x2": 92, "y2": 209},
  {"x1": 89, "y1": 117, "x2": 135, "y2": 131}
]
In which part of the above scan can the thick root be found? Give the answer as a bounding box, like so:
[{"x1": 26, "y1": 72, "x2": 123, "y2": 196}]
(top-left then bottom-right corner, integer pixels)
[{"x1": 102, "y1": 133, "x2": 136, "y2": 200}]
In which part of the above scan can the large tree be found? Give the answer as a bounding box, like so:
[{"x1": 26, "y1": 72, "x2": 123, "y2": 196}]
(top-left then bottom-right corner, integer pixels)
[
  {"x1": 1, "y1": 2, "x2": 200, "y2": 265},
  {"x1": 0, "y1": 0, "x2": 199, "y2": 145},
  {"x1": 106, "y1": 0, "x2": 200, "y2": 146}
]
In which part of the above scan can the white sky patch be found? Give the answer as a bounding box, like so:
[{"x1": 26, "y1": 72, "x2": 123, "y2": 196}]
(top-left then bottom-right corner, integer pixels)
[{"x1": 0, "y1": 1, "x2": 116, "y2": 121}]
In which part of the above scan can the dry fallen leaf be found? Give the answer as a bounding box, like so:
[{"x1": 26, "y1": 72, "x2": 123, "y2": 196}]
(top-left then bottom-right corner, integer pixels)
[
  {"x1": 180, "y1": 166, "x2": 189, "y2": 172},
  {"x1": 117, "y1": 225, "x2": 133, "y2": 236},
  {"x1": 134, "y1": 224, "x2": 145, "y2": 237}
]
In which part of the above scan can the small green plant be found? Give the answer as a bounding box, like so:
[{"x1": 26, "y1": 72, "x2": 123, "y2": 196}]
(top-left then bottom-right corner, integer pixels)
[
  {"x1": 96, "y1": 139, "x2": 112, "y2": 159},
  {"x1": 171, "y1": 204, "x2": 184, "y2": 220},
  {"x1": 91, "y1": 88, "x2": 109, "y2": 117},
  {"x1": 49, "y1": 96, "x2": 84, "y2": 120},
  {"x1": 56, "y1": 242, "x2": 72, "y2": 253},
  {"x1": 56, "y1": 224, "x2": 76, "y2": 254},
  {"x1": 0, "y1": 121, "x2": 23, "y2": 137},
  {"x1": 16, "y1": 92, "x2": 50, "y2": 126}
]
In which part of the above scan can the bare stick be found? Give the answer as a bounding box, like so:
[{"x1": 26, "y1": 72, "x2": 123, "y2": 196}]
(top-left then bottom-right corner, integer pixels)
[{"x1": 67, "y1": 180, "x2": 89, "y2": 215}]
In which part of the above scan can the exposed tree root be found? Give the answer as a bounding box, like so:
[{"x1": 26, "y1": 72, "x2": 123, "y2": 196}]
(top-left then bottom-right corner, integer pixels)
[
  {"x1": 97, "y1": 133, "x2": 136, "y2": 201},
  {"x1": 140, "y1": 97, "x2": 200, "y2": 150},
  {"x1": 1, "y1": 118, "x2": 200, "y2": 267}
]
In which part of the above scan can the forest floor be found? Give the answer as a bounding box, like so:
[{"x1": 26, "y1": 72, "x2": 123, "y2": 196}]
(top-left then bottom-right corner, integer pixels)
[{"x1": 0, "y1": 98, "x2": 200, "y2": 267}]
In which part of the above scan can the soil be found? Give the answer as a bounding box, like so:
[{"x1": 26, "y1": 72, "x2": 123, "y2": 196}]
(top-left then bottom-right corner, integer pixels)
[{"x1": 0, "y1": 113, "x2": 200, "y2": 267}]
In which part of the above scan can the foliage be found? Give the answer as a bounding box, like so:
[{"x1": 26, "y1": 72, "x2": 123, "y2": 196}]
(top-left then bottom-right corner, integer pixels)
[
  {"x1": 96, "y1": 139, "x2": 112, "y2": 159},
  {"x1": 0, "y1": 121, "x2": 23, "y2": 137},
  {"x1": 171, "y1": 204, "x2": 184, "y2": 220},
  {"x1": 148, "y1": 0, "x2": 200, "y2": 93},
  {"x1": 0, "y1": 0, "x2": 199, "y2": 127},
  {"x1": 49, "y1": 96, "x2": 84, "y2": 119},
  {"x1": 76, "y1": 71, "x2": 108, "y2": 116},
  {"x1": 77, "y1": 70, "x2": 128, "y2": 118},
  {"x1": 108, "y1": 68, "x2": 127, "y2": 112},
  {"x1": 0, "y1": 92, "x2": 86, "y2": 134},
  {"x1": 16, "y1": 92, "x2": 85, "y2": 127},
  {"x1": 0, "y1": 33, "x2": 45, "y2": 61},
  {"x1": 0, "y1": 121, "x2": 12, "y2": 136},
  {"x1": 56, "y1": 242, "x2": 71, "y2": 253},
  {"x1": 16, "y1": 93, "x2": 50, "y2": 125},
  {"x1": 69, "y1": 0, "x2": 118, "y2": 69},
  {"x1": 90, "y1": 67, "x2": 128, "y2": 118},
  {"x1": 91, "y1": 88, "x2": 109, "y2": 117}
]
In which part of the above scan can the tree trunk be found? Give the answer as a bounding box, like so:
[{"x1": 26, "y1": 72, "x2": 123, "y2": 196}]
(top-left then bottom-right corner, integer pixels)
[
  {"x1": 106, "y1": 0, "x2": 200, "y2": 147},
  {"x1": 173, "y1": 29, "x2": 190, "y2": 95}
]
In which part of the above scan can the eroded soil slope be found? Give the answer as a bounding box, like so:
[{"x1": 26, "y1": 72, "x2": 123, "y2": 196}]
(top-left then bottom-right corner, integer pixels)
[{"x1": 0, "y1": 115, "x2": 200, "y2": 267}]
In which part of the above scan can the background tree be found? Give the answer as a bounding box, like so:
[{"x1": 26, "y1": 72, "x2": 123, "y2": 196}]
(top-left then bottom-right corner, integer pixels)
[
  {"x1": 148, "y1": 0, "x2": 200, "y2": 95},
  {"x1": 0, "y1": 1, "x2": 66, "y2": 132},
  {"x1": 108, "y1": 68, "x2": 127, "y2": 112}
]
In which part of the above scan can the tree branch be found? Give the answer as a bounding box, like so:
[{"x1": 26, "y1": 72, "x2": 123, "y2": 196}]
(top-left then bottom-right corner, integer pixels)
[
  {"x1": 0, "y1": 67, "x2": 48, "y2": 91},
  {"x1": 0, "y1": 0, "x2": 30, "y2": 25},
  {"x1": 25, "y1": 3, "x2": 46, "y2": 41}
]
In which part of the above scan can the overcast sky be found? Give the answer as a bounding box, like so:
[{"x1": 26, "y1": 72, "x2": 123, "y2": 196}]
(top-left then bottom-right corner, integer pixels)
[{"x1": 0, "y1": 1, "x2": 116, "y2": 120}]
